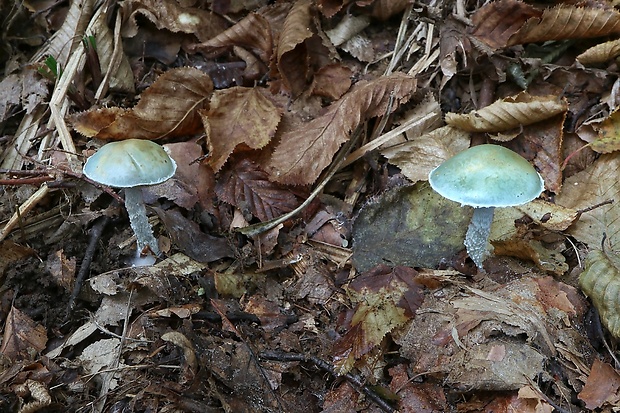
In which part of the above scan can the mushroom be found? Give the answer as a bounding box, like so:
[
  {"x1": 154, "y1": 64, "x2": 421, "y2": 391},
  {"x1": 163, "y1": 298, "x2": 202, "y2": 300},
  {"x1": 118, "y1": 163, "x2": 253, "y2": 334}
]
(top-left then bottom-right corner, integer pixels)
[
  {"x1": 83, "y1": 139, "x2": 177, "y2": 257},
  {"x1": 428, "y1": 144, "x2": 544, "y2": 270}
]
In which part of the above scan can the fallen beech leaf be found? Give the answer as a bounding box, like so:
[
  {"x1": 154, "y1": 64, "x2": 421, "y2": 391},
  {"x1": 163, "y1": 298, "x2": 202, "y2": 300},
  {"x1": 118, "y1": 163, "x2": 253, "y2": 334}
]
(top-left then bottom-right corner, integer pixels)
[
  {"x1": 203, "y1": 87, "x2": 281, "y2": 172},
  {"x1": 556, "y1": 154, "x2": 620, "y2": 250},
  {"x1": 382, "y1": 125, "x2": 469, "y2": 184},
  {"x1": 275, "y1": 0, "x2": 314, "y2": 96},
  {"x1": 470, "y1": 0, "x2": 539, "y2": 49},
  {"x1": 72, "y1": 67, "x2": 213, "y2": 140},
  {"x1": 592, "y1": 109, "x2": 620, "y2": 154},
  {"x1": 579, "y1": 250, "x2": 620, "y2": 338},
  {"x1": 445, "y1": 93, "x2": 567, "y2": 133},
  {"x1": 0, "y1": 306, "x2": 47, "y2": 360},
  {"x1": 309, "y1": 64, "x2": 353, "y2": 100},
  {"x1": 333, "y1": 266, "x2": 423, "y2": 374},
  {"x1": 190, "y1": 12, "x2": 272, "y2": 63},
  {"x1": 216, "y1": 156, "x2": 301, "y2": 222},
  {"x1": 577, "y1": 39, "x2": 620, "y2": 65},
  {"x1": 508, "y1": 5, "x2": 620, "y2": 47},
  {"x1": 267, "y1": 72, "x2": 417, "y2": 185},
  {"x1": 120, "y1": 0, "x2": 228, "y2": 43},
  {"x1": 579, "y1": 358, "x2": 620, "y2": 410}
]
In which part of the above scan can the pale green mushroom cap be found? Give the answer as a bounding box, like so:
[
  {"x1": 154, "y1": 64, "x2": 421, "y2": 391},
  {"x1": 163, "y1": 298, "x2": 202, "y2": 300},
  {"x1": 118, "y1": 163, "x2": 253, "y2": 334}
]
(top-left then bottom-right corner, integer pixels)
[
  {"x1": 428, "y1": 144, "x2": 544, "y2": 208},
  {"x1": 83, "y1": 139, "x2": 176, "y2": 187}
]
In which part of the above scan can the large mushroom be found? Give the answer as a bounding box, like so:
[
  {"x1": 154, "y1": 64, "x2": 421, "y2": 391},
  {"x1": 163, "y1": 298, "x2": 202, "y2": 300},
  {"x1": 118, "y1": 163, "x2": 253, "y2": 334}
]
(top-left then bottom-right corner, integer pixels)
[
  {"x1": 428, "y1": 144, "x2": 544, "y2": 269},
  {"x1": 83, "y1": 139, "x2": 177, "y2": 257}
]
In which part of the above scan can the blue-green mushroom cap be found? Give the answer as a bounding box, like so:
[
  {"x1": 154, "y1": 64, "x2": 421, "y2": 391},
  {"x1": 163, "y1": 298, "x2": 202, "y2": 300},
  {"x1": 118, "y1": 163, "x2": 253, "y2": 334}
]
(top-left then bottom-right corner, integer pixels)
[
  {"x1": 83, "y1": 139, "x2": 177, "y2": 187},
  {"x1": 428, "y1": 144, "x2": 544, "y2": 208}
]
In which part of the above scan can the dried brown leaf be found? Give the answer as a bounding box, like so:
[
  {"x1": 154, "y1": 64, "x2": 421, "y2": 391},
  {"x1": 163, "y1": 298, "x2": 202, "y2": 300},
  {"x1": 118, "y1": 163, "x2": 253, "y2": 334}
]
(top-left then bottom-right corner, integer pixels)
[
  {"x1": 577, "y1": 38, "x2": 620, "y2": 65},
  {"x1": 203, "y1": 87, "x2": 281, "y2": 172},
  {"x1": 120, "y1": 0, "x2": 228, "y2": 43},
  {"x1": 275, "y1": 0, "x2": 314, "y2": 96},
  {"x1": 333, "y1": 266, "x2": 423, "y2": 374},
  {"x1": 508, "y1": 4, "x2": 620, "y2": 46},
  {"x1": 556, "y1": 154, "x2": 620, "y2": 250},
  {"x1": 580, "y1": 250, "x2": 620, "y2": 338},
  {"x1": 470, "y1": 0, "x2": 540, "y2": 49},
  {"x1": 0, "y1": 306, "x2": 47, "y2": 360},
  {"x1": 445, "y1": 93, "x2": 567, "y2": 133},
  {"x1": 216, "y1": 156, "x2": 301, "y2": 222},
  {"x1": 267, "y1": 72, "x2": 417, "y2": 185},
  {"x1": 579, "y1": 358, "x2": 620, "y2": 409},
  {"x1": 72, "y1": 68, "x2": 213, "y2": 140},
  {"x1": 309, "y1": 64, "x2": 353, "y2": 100},
  {"x1": 190, "y1": 13, "x2": 272, "y2": 63},
  {"x1": 382, "y1": 126, "x2": 469, "y2": 184}
]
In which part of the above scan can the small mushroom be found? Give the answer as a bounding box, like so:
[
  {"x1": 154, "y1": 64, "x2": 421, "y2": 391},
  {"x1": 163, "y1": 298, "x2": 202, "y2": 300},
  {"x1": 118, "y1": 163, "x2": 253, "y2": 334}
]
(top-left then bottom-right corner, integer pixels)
[
  {"x1": 428, "y1": 144, "x2": 544, "y2": 269},
  {"x1": 83, "y1": 139, "x2": 177, "y2": 257}
]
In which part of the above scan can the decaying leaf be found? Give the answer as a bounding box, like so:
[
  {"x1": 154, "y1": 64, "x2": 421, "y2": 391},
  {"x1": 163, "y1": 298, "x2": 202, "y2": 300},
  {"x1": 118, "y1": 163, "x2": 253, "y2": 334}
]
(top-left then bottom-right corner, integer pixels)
[
  {"x1": 203, "y1": 87, "x2": 281, "y2": 172},
  {"x1": 577, "y1": 38, "x2": 620, "y2": 65},
  {"x1": 382, "y1": 125, "x2": 470, "y2": 183},
  {"x1": 0, "y1": 306, "x2": 47, "y2": 360},
  {"x1": 190, "y1": 12, "x2": 273, "y2": 63},
  {"x1": 579, "y1": 249, "x2": 620, "y2": 338},
  {"x1": 72, "y1": 67, "x2": 213, "y2": 140},
  {"x1": 470, "y1": 0, "x2": 539, "y2": 49},
  {"x1": 333, "y1": 265, "x2": 423, "y2": 374},
  {"x1": 556, "y1": 154, "x2": 620, "y2": 250},
  {"x1": 445, "y1": 93, "x2": 567, "y2": 133},
  {"x1": 578, "y1": 358, "x2": 620, "y2": 410},
  {"x1": 592, "y1": 109, "x2": 620, "y2": 154},
  {"x1": 216, "y1": 156, "x2": 301, "y2": 222},
  {"x1": 267, "y1": 72, "x2": 416, "y2": 185},
  {"x1": 507, "y1": 4, "x2": 620, "y2": 47}
]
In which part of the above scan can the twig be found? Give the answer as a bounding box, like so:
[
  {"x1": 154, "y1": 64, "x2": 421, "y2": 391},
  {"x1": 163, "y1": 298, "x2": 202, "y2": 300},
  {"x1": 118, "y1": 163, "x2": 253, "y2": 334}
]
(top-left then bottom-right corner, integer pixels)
[
  {"x1": 65, "y1": 215, "x2": 110, "y2": 321},
  {"x1": 260, "y1": 350, "x2": 396, "y2": 413}
]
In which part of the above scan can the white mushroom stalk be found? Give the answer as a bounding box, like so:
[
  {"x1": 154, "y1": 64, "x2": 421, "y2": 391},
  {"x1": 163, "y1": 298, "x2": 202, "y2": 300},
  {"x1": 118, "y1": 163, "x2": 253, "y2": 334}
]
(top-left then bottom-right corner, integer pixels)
[
  {"x1": 429, "y1": 144, "x2": 544, "y2": 270},
  {"x1": 83, "y1": 139, "x2": 177, "y2": 259}
]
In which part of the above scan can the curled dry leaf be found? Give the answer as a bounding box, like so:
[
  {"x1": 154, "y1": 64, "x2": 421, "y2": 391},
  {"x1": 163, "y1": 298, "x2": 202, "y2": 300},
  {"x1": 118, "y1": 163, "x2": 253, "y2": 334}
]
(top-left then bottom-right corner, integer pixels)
[
  {"x1": 507, "y1": 5, "x2": 620, "y2": 47},
  {"x1": 470, "y1": 0, "x2": 540, "y2": 49},
  {"x1": 382, "y1": 125, "x2": 469, "y2": 184},
  {"x1": 120, "y1": 0, "x2": 228, "y2": 43},
  {"x1": 216, "y1": 156, "x2": 301, "y2": 222},
  {"x1": 275, "y1": 0, "x2": 314, "y2": 96},
  {"x1": 577, "y1": 39, "x2": 620, "y2": 65},
  {"x1": 579, "y1": 249, "x2": 620, "y2": 338},
  {"x1": 190, "y1": 13, "x2": 272, "y2": 63},
  {"x1": 267, "y1": 72, "x2": 417, "y2": 185},
  {"x1": 445, "y1": 93, "x2": 567, "y2": 133},
  {"x1": 203, "y1": 87, "x2": 281, "y2": 172},
  {"x1": 0, "y1": 306, "x2": 47, "y2": 360},
  {"x1": 71, "y1": 67, "x2": 213, "y2": 140}
]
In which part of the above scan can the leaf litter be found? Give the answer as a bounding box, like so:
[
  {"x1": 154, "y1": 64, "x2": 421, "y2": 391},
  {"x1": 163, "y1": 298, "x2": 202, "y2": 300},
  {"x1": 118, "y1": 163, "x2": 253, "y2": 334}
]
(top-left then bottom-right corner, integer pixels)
[{"x1": 3, "y1": 0, "x2": 620, "y2": 412}]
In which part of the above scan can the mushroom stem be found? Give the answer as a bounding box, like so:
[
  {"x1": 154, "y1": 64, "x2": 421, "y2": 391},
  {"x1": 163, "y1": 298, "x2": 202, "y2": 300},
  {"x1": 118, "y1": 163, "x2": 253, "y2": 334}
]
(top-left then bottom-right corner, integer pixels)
[
  {"x1": 124, "y1": 187, "x2": 160, "y2": 256},
  {"x1": 464, "y1": 206, "x2": 495, "y2": 269}
]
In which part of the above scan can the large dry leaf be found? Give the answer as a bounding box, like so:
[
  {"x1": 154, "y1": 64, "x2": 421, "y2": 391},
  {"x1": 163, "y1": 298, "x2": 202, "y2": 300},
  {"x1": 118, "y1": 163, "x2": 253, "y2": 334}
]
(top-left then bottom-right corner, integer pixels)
[
  {"x1": 333, "y1": 266, "x2": 423, "y2": 374},
  {"x1": 120, "y1": 0, "x2": 228, "y2": 43},
  {"x1": 382, "y1": 126, "x2": 470, "y2": 184},
  {"x1": 267, "y1": 72, "x2": 417, "y2": 185},
  {"x1": 0, "y1": 306, "x2": 47, "y2": 360},
  {"x1": 216, "y1": 156, "x2": 301, "y2": 222},
  {"x1": 580, "y1": 250, "x2": 620, "y2": 338},
  {"x1": 556, "y1": 154, "x2": 620, "y2": 250},
  {"x1": 579, "y1": 358, "x2": 620, "y2": 409},
  {"x1": 203, "y1": 87, "x2": 281, "y2": 172},
  {"x1": 592, "y1": 109, "x2": 620, "y2": 154},
  {"x1": 445, "y1": 93, "x2": 567, "y2": 133},
  {"x1": 72, "y1": 67, "x2": 213, "y2": 140},
  {"x1": 275, "y1": 0, "x2": 314, "y2": 96},
  {"x1": 190, "y1": 13, "x2": 272, "y2": 63},
  {"x1": 470, "y1": 0, "x2": 539, "y2": 49},
  {"x1": 507, "y1": 5, "x2": 620, "y2": 46},
  {"x1": 577, "y1": 39, "x2": 620, "y2": 65}
]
